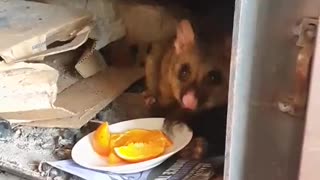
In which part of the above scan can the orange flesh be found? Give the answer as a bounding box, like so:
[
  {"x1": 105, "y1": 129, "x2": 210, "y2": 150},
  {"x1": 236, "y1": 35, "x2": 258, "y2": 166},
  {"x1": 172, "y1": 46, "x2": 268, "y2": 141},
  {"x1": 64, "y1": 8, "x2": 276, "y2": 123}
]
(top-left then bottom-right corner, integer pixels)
[{"x1": 114, "y1": 142, "x2": 166, "y2": 162}]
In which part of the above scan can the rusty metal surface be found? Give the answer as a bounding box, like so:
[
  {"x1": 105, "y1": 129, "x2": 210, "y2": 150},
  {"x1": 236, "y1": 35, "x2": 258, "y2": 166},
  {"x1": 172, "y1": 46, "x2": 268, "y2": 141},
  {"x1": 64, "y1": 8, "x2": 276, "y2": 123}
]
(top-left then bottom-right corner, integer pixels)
[
  {"x1": 225, "y1": 0, "x2": 319, "y2": 180},
  {"x1": 298, "y1": 18, "x2": 320, "y2": 180},
  {"x1": 278, "y1": 18, "x2": 318, "y2": 117}
]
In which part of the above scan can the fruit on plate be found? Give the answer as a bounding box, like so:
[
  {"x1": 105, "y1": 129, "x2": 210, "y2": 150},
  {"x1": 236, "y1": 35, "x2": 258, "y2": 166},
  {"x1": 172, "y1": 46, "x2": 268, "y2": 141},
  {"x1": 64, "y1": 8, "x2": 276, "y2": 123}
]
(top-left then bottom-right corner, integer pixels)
[
  {"x1": 108, "y1": 151, "x2": 125, "y2": 165},
  {"x1": 112, "y1": 130, "x2": 172, "y2": 162},
  {"x1": 112, "y1": 129, "x2": 172, "y2": 148},
  {"x1": 91, "y1": 122, "x2": 111, "y2": 156},
  {"x1": 107, "y1": 134, "x2": 126, "y2": 165},
  {"x1": 112, "y1": 129, "x2": 154, "y2": 147},
  {"x1": 91, "y1": 123, "x2": 173, "y2": 164},
  {"x1": 148, "y1": 130, "x2": 173, "y2": 148},
  {"x1": 114, "y1": 142, "x2": 166, "y2": 162}
]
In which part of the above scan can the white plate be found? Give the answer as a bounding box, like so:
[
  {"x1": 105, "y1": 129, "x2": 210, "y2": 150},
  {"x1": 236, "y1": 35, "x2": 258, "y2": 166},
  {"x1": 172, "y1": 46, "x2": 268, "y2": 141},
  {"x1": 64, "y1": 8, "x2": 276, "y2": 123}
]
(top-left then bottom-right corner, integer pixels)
[{"x1": 71, "y1": 118, "x2": 193, "y2": 174}]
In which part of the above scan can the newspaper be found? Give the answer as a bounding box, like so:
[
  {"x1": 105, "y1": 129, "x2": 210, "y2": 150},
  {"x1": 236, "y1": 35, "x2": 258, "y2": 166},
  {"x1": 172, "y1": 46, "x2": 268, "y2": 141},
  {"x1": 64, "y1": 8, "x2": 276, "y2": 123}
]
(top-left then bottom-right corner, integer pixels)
[{"x1": 42, "y1": 155, "x2": 224, "y2": 180}]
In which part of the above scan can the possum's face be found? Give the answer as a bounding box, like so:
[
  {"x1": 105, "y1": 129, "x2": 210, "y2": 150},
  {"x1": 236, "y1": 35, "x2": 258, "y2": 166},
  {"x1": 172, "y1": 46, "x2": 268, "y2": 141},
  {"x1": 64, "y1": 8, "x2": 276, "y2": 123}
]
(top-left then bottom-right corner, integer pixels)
[{"x1": 168, "y1": 20, "x2": 231, "y2": 111}]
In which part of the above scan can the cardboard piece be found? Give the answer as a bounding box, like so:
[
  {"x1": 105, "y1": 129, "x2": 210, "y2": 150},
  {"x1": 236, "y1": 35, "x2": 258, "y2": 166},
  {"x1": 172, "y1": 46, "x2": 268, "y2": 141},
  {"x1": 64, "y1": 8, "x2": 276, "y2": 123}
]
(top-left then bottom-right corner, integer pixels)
[
  {"x1": 12, "y1": 67, "x2": 144, "y2": 128},
  {"x1": 0, "y1": 62, "x2": 59, "y2": 113},
  {"x1": 43, "y1": 50, "x2": 84, "y2": 94},
  {"x1": 0, "y1": 0, "x2": 94, "y2": 63},
  {"x1": 33, "y1": 0, "x2": 126, "y2": 49}
]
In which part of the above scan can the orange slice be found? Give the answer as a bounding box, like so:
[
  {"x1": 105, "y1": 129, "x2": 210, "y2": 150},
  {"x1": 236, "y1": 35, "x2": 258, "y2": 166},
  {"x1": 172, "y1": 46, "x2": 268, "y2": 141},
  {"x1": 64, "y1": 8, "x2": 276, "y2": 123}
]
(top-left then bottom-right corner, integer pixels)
[
  {"x1": 92, "y1": 122, "x2": 111, "y2": 156},
  {"x1": 110, "y1": 133, "x2": 121, "y2": 145},
  {"x1": 112, "y1": 129, "x2": 152, "y2": 147},
  {"x1": 113, "y1": 129, "x2": 173, "y2": 148},
  {"x1": 162, "y1": 132, "x2": 173, "y2": 148},
  {"x1": 114, "y1": 142, "x2": 166, "y2": 162},
  {"x1": 147, "y1": 130, "x2": 173, "y2": 148},
  {"x1": 108, "y1": 151, "x2": 125, "y2": 165}
]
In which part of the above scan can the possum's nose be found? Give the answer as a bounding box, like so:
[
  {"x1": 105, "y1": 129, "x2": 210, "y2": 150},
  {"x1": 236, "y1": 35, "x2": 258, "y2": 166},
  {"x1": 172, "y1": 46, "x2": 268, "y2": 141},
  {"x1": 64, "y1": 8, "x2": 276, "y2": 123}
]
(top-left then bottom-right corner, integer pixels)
[{"x1": 182, "y1": 90, "x2": 198, "y2": 110}]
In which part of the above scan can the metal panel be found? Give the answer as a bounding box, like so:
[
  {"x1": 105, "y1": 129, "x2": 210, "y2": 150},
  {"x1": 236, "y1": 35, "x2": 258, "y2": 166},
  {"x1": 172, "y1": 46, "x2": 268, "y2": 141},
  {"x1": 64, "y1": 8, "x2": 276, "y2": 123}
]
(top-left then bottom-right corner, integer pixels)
[
  {"x1": 298, "y1": 19, "x2": 320, "y2": 180},
  {"x1": 225, "y1": 0, "x2": 319, "y2": 180}
]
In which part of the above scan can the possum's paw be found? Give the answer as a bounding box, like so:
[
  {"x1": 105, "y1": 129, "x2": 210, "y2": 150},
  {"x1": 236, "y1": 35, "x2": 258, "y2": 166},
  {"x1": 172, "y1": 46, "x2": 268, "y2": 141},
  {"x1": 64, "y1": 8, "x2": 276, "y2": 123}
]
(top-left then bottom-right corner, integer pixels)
[
  {"x1": 142, "y1": 91, "x2": 156, "y2": 107},
  {"x1": 178, "y1": 136, "x2": 208, "y2": 160}
]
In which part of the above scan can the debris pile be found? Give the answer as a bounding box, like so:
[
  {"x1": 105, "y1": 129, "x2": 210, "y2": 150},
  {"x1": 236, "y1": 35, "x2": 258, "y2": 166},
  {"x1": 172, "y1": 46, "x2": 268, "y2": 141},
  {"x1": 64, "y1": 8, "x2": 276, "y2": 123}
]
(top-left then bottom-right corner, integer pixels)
[{"x1": 0, "y1": 0, "x2": 148, "y2": 178}]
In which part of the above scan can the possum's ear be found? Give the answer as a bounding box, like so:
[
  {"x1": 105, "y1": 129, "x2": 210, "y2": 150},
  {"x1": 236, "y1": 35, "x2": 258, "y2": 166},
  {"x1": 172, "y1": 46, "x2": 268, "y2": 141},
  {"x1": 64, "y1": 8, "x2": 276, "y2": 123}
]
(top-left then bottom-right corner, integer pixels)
[{"x1": 174, "y1": 20, "x2": 195, "y2": 55}]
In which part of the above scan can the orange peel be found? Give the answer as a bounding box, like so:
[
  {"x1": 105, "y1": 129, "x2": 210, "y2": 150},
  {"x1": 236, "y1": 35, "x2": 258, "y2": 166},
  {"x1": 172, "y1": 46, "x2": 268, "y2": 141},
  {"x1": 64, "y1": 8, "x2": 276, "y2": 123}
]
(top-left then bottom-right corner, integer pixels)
[{"x1": 92, "y1": 122, "x2": 111, "y2": 156}]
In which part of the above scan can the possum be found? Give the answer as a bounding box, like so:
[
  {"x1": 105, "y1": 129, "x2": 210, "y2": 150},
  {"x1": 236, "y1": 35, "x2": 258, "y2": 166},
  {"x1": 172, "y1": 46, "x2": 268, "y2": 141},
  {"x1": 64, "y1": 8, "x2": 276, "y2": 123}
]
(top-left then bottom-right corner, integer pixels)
[{"x1": 143, "y1": 15, "x2": 233, "y2": 160}]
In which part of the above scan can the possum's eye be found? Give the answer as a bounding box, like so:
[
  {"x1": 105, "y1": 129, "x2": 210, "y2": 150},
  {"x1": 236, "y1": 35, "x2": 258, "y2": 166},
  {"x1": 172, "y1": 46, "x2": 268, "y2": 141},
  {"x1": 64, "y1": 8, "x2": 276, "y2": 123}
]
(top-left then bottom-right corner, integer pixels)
[
  {"x1": 178, "y1": 63, "x2": 191, "y2": 82},
  {"x1": 207, "y1": 70, "x2": 222, "y2": 85}
]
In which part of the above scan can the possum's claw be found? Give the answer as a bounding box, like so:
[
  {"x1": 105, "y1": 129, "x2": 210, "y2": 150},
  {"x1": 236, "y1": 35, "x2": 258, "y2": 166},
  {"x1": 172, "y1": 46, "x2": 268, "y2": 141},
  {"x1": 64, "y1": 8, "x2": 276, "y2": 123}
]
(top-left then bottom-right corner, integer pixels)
[
  {"x1": 142, "y1": 91, "x2": 156, "y2": 107},
  {"x1": 178, "y1": 136, "x2": 208, "y2": 160}
]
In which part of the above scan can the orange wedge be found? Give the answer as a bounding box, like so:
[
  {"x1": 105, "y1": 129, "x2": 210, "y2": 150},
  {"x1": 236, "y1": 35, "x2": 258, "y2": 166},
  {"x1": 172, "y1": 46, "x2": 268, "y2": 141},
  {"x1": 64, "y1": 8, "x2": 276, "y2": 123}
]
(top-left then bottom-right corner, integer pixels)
[
  {"x1": 108, "y1": 151, "x2": 125, "y2": 165},
  {"x1": 92, "y1": 122, "x2": 111, "y2": 156},
  {"x1": 110, "y1": 133, "x2": 121, "y2": 145},
  {"x1": 112, "y1": 129, "x2": 152, "y2": 147},
  {"x1": 147, "y1": 130, "x2": 173, "y2": 148},
  {"x1": 114, "y1": 142, "x2": 166, "y2": 162},
  {"x1": 113, "y1": 129, "x2": 172, "y2": 148}
]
